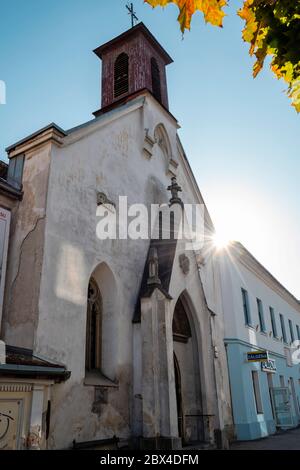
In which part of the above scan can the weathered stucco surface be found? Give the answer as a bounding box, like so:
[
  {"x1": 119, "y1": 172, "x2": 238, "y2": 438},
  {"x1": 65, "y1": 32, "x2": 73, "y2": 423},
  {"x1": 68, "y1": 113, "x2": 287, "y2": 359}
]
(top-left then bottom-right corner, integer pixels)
[
  {"x1": 3, "y1": 145, "x2": 53, "y2": 349},
  {"x1": 2, "y1": 92, "x2": 233, "y2": 449}
]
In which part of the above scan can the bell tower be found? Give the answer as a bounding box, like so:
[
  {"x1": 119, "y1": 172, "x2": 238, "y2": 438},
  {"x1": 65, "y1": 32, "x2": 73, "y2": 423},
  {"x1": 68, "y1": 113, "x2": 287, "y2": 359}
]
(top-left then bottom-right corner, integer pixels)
[{"x1": 93, "y1": 23, "x2": 173, "y2": 114}]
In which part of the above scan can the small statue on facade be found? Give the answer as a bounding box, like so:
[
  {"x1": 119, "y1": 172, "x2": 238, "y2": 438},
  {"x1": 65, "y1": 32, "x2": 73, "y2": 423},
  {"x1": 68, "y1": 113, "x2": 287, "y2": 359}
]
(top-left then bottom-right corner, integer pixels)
[{"x1": 147, "y1": 247, "x2": 161, "y2": 286}]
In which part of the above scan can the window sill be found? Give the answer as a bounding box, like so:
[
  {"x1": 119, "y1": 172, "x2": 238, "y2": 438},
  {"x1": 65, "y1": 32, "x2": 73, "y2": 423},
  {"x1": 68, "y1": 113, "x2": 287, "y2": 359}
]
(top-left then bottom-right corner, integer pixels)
[
  {"x1": 84, "y1": 371, "x2": 119, "y2": 388},
  {"x1": 245, "y1": 324, "x2": 255, "y2": 331},
  {"x1": 260, "y1": 331, "x2": 268, "y2": 337}
]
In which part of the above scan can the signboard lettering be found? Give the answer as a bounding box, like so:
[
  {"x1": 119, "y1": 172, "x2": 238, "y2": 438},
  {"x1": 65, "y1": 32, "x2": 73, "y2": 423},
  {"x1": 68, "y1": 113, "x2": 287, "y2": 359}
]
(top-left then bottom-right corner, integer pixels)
[
  {"x1": 247, "y1": 350, "x2": 269, "y2": 362},
  {"x1": 261, "y1": 359, "x2": 277, "y2": 373}
]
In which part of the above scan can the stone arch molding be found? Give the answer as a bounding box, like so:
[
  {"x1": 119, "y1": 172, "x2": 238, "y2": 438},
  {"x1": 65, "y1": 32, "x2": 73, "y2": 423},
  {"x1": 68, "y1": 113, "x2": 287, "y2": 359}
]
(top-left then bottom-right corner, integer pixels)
[
  {"x1": 86, "y1": 261, "x2": 119, "y2": 382},
  {"x1": 154, "y1": 124, "x2": 172, "y2": 164},
  {"x1": 172, "y1": 290, "x2": 201, "y2": 347},
  {"x1": 171, "y1": 290, "x2": 209, "y2": 402},
  {"x1": 143, "y1": 123, "x2": 178, "y2": 176},
  {"x1": 171, "y1": 290, "x2": 205, "y2": 440}
]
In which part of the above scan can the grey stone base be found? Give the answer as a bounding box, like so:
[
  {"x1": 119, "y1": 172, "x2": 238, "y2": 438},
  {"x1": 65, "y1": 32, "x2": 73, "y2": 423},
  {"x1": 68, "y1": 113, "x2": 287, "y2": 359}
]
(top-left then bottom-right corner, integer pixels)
[
  {"x1": 214, "y1": 428, "x2": 231, "y2": 450},
  {"x1": 140, "y1": 437, "x2": 182, "y2": 451}
]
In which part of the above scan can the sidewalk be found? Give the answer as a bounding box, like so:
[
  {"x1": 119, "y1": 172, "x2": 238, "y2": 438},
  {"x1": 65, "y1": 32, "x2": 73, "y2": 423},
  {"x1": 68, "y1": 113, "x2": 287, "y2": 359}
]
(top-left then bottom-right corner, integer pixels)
[{"x1": 230, "y1": 427, "x2": 300, "y2": 450}]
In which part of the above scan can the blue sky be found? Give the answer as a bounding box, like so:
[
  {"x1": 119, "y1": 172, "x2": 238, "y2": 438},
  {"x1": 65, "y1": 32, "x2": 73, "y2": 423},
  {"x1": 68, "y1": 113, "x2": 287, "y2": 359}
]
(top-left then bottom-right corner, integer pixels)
[{"x1": 1, "y1": 0, "x2": 299, "y2": 298}]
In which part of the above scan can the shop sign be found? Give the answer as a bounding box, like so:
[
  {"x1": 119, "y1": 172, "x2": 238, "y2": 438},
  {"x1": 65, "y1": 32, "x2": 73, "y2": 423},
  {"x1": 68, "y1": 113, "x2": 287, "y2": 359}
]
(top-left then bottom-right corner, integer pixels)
[
  {"x1": 261, "y1": 359, "x2": 277, "y2": 373},
  {"x1": 247, "y1": 350, "x2": 269, "y2": 362}
]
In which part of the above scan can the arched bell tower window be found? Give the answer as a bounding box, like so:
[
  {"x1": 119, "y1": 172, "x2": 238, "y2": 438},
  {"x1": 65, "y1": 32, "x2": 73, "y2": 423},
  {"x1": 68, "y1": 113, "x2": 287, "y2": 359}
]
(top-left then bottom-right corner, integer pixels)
[
  {"x1": 85, "y1": 279, "x2": 102, "y2": 372},
  {"x1": 151, "y1": 57, "x2": 162, "y2": 103},
  {"x1": 114, "y1": 53, "x2": 129, "y2": 98}
]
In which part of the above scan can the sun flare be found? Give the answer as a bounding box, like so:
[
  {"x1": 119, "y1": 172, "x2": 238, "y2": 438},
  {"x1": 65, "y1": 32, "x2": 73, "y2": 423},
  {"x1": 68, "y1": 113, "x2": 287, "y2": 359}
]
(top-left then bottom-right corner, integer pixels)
[{"x1": 212, "y1": 232, "x2": 231, "y2": 250}]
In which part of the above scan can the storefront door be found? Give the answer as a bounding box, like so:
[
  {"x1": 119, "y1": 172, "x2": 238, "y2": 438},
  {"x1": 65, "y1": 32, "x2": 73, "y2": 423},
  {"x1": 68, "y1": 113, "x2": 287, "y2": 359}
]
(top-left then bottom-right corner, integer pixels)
[{"x1": 271, "y1": 387, "x2": 293, "y2": 428}]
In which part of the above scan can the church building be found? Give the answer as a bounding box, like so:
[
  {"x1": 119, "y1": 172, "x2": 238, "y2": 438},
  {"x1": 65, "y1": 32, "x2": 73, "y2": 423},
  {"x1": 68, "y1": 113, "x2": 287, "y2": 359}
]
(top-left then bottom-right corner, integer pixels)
[{"x1": 0, "y1": 23, "x2": 233, "y2": 450}]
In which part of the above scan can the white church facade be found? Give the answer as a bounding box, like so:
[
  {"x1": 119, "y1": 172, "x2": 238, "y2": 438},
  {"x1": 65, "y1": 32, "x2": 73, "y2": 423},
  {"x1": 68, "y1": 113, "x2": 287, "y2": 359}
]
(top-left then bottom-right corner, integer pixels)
[{"x1": 0, "y1": 24, "x2": 233, "y2": 450}]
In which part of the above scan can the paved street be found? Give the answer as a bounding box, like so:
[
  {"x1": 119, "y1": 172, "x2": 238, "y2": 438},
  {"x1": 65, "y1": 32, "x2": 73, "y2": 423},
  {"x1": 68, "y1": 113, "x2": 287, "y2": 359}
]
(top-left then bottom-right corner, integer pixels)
[{"x1": 231, "y1": 427, "x2": 300, "y2": 450}]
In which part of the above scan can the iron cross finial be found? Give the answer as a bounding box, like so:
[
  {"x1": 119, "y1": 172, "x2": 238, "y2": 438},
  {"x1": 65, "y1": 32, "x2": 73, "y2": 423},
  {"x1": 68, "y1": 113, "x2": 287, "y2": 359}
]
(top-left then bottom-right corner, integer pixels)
[
  {"x1": 167, "y1": 176, "x2": 183, "y2": 206},
  {"x1": 126, "y1": 2, "x2": 139, "y2": 28}
]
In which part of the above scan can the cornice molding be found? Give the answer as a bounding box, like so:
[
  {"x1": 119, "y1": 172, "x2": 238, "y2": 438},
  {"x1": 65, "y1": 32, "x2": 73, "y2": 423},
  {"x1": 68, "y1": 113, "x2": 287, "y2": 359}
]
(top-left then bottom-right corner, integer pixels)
[
  {"x1": 0, "y1": 383, "x2": 33, "y2": 393},
  {"x1": 230, "y1": 243, "x2": 300, "y2": 314},
  {"x1": 8, "y1": 127, "x2": 65, "y2": 158},
  {"x1": 224, "y1": 337, "x2": 286, "y2": 360},
  {"x1": 65, "y1": 96, "x2": 146, "y2": 147}
]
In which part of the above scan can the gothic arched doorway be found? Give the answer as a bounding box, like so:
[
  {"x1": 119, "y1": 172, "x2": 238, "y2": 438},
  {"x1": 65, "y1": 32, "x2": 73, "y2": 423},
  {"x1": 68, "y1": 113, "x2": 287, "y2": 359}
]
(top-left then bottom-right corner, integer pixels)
[{"x1": 172, "y1": 295, "x2": 203, "y2": 445}]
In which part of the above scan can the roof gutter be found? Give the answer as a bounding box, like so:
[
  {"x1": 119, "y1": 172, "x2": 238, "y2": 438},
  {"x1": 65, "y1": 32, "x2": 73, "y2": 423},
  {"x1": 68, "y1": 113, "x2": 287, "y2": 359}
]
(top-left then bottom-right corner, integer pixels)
[{"x1": 0, "y1": 364, "x2": 71, "y2": 383}]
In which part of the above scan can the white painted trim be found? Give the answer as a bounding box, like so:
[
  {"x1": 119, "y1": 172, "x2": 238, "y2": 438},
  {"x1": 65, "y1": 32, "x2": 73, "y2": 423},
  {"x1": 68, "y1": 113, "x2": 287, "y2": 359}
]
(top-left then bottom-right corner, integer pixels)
[
  {"x1": 0, "y1": 379, "x2": 54, "y2": 386},
  {"x1": 176, "y1": 136, "x2": 215, "y2": 232},
  {"x1": 63, "y1": 97, "x2": 146, "y2": 147},
  {"x1": 0, "y1": 384, "x2": 32, "y2": 393},
  {"x1": 0, "y1": 207, "x2": 11, "y2": 336},
  {"x1": 231, "y1": 244, "x2": 300, "y2": 313}
]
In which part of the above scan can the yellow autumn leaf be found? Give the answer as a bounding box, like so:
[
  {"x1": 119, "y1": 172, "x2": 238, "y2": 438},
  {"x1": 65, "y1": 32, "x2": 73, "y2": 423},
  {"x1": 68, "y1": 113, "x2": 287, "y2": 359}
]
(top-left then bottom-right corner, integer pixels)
[
  {"x1": 288, "y1": 78, "x2": 300, "y2": 113},
  {"x1": 145, "y1": 0, "x2": 172, "y2": 4},
  {"x1": 271, "y1": 64, "x2": 282, "y2": 79},
  {"x1": 146, "y1": 0, "x2": 300, "y2": 113},
  {"x1": 252, "y1": 46, "x2": 267, "y2": 77},
  {"x1": 282, "y1": 62, "x2": 294, "y2": 84},
  {"x1": 272, "y1": 62, "x2": 295, "y2": 84},
  {"x1": 238, "y1": 1, "x2": 258, "y2": 43},
  {"x1": 253, "y1": 60, "x2": 263, "y2": 77},
  {"x1": 197, "y1": 0, "x2": 227, "y2": 26},
  {"x1": 144, "y1": 0, "x2": 227, "y2": 32}
]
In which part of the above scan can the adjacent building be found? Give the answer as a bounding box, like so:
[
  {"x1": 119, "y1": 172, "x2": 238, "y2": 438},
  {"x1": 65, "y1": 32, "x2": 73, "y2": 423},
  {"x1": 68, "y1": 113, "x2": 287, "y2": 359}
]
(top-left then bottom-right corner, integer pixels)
[{"x1": 220, "y1": 242, "x2": 300, "y2": 441}]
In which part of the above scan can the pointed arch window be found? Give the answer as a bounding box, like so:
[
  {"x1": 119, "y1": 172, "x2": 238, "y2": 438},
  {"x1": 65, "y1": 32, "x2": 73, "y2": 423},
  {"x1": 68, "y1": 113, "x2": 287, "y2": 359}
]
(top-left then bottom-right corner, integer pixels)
[
  {"x1": 114, "y1": 53, "x2": 129, "y2": 98},
  {"x1": 85, "y1": 279, "x2": 102, "y2": 371},
  {"x1": 173, "y1": 298, "x2": 192, "y2": 343},
  {"x1": 151, "y1": 57, "x2": 162, "y2": 103}
]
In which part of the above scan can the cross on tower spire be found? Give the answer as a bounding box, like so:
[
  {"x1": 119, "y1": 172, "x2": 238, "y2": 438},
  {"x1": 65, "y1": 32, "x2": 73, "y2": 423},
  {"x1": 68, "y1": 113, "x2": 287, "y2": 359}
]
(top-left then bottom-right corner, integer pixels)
[{"x1": 126, "y1": 2, "x2": 139, "y2": 28}]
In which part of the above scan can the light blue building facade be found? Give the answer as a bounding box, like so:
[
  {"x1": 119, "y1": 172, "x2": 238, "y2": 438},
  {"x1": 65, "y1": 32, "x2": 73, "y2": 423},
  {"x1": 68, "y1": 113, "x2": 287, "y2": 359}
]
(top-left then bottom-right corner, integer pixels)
[{"x1": 220, "y1": 243, "x2": 300, "y2": 441}]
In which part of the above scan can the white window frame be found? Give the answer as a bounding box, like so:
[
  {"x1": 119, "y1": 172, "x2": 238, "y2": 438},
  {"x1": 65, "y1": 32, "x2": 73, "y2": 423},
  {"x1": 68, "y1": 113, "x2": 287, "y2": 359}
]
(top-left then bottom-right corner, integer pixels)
[
  {"x1": 0, "y1": 208, "x2": 11, "y2": 333},
  {"x1": 252, "y1": 370, "x2": 263, "y2": 414}
]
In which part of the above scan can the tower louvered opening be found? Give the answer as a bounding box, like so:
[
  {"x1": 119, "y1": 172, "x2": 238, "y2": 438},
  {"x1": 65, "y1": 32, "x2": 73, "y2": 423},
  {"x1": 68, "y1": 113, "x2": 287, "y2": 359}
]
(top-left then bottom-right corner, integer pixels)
[
  {"x1": 151, "y1": 57, "x2": 162, "y2": 104},
  {"x1": 114, "y1": 53, "x2": 129, "y2": 98}
]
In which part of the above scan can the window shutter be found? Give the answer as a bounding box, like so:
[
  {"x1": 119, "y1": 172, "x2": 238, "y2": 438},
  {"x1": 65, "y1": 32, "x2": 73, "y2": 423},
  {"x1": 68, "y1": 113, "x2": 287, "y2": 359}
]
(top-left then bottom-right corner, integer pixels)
[
  {"x1": 151, "y1": 58, "x2": 162, "y2": 103},
  {"x1": 114, "y1": 53, "x2": 129, "y2": 98}
]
